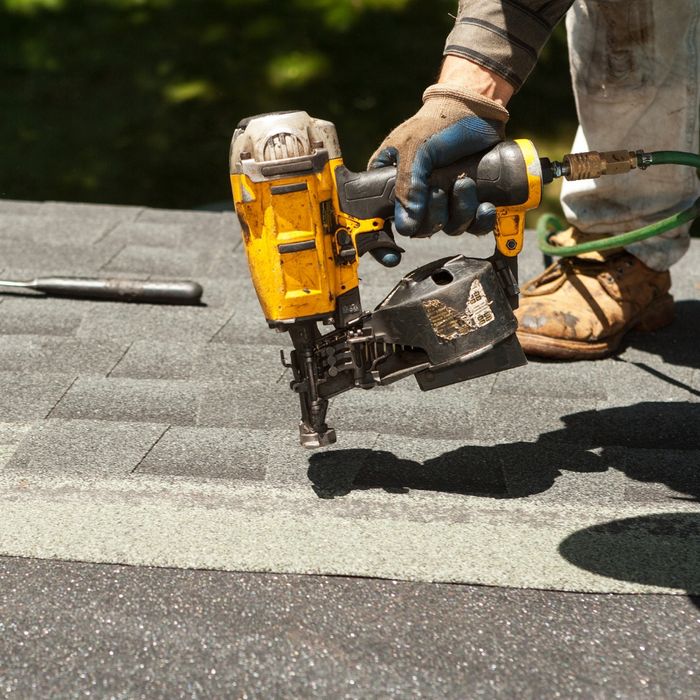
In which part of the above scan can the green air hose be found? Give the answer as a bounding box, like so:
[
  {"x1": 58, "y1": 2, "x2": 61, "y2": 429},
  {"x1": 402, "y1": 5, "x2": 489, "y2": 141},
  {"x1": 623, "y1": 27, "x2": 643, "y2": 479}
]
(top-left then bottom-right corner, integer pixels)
[{"x1": 537, "y1": 150, "x2": 700, "y2": 258}]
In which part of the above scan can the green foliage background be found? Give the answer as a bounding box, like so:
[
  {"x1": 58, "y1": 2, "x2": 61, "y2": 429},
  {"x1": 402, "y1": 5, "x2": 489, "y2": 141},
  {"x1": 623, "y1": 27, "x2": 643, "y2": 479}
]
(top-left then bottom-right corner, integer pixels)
[{"x1": 1, "y1": 0, "x2": 578, "y2": 209}]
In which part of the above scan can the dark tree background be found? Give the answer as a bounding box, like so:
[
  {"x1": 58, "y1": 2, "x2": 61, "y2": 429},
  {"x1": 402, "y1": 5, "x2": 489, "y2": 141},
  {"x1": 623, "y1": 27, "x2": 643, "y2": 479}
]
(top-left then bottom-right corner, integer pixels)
[{"x1": 1, "y1": 0, "x2": 578, "y2": 210}]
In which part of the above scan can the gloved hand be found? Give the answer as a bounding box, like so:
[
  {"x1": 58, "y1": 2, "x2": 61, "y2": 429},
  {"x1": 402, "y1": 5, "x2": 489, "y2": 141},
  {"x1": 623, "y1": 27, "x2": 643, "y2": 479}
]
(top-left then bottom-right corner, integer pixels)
[{"x1": 369, "y1": 84, "x2": 509, "y2": 239}]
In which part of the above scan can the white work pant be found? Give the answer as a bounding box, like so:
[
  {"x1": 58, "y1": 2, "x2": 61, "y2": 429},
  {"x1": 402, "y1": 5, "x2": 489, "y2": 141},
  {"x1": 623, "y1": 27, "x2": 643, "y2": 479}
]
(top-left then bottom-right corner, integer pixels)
[{"x1": 562, "y1": 0, "x2": 700, "y2": 270}]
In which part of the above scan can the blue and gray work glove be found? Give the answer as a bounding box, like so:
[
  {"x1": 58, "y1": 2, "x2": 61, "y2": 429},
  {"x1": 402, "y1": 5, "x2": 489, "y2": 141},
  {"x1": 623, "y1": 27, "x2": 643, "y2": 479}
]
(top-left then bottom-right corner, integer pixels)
[{"x1": 368, "y1": 84, "x2": 508, "y2": 263}]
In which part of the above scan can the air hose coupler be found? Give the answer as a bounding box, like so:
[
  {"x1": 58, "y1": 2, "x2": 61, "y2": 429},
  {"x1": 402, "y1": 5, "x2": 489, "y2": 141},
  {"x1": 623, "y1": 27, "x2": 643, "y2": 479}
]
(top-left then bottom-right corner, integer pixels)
[{"x1": 541, "y1": 149, "x2": 643, "y2": 182}]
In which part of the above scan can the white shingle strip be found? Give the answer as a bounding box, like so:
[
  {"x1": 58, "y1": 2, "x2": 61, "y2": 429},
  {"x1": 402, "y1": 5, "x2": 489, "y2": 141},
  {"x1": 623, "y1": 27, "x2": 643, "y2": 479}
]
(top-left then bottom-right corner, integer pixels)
[{"x1": 0, "y1": 470, "x2": 697, "y2": 595}]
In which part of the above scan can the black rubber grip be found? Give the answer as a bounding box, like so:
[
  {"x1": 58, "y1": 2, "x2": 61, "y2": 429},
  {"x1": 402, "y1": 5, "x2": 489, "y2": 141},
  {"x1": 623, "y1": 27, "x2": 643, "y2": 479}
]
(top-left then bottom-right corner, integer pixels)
[
  {"x1": 335, "y1": 141, "x2": 529, "y2": 221},
  {"x1": 31, "y1": 277, "x2": 204, "y2": 304}
]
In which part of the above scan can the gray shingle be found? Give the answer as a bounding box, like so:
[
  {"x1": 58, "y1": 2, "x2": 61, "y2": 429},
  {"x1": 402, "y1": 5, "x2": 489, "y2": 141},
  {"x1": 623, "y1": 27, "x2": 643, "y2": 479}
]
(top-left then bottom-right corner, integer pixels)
[
  {"x1": 101, "y1": 244, "x2": 217, "y2": 277},
  {"x1": 563, "y1": 400, "x2": 700, "y2": 450},
  {"x1": 0, "y1": 421, "x2": 34, "y2": 469},
  {"x1": 179, "y1": 277, "x2": 242, "y2": 312},
  {"x1": 108, "y1": 341, "x2": 206, "y2": 380},
  {"x1": 337, "y1": 429, "x2": 632, "y2": 505},
  {"x1": 328, "y1": 382, "x2": 477, "y2": 441},
  {"x1": 99, "y1": 221, "x2": 188, "y2": 249},
  {"x1": 610, "y1": 355, "x2": 696, "y2": 399},
  {"x1": 136, "y1": 426, "x2": 266, "y2": 481},
  {"x1": 49, "y1": 377, "x2": 203, "y2": 425},
  {"x1": 492, "y1": 355, "x2": 696, "y2": 401},
  {"x1": 0, "y1": 336, "x2": 126, "y2": 375},
  {"x1": 0, "y1": 421, "x2": 34, "y2": 445},
  {"x1": 136, "y1": 208, "x2": 228, "y2": 225},
  {"x1": 0, "y1": 214, "x2": 115, "y2": 246},
  {"x1": 0, "y1": 239, "x2": 122, "y2": 275},
  {"x1": 623, "y1": 299, "x2": 700, "y2": 372},
  {"x1": 76, "y1": 303, "x2": 230, "y2": 343},
  {"x1": 0, "y1": 372, "x2": 77, "y2": 421},
  {"x1": 492, "y1": 360, "x2": 609, "y2": 399},
  {"x1": 468, "y1": 394, "x2": 601, "y2": 444},
  {"x1": 207, "y1": 307, "x2": 280, "y2": 346},
  {"x1": 265, "y1": 429, "x2": 382, "y2": 485},
  {"x1": 193, "y1": 344, "x2": 288, "y2": 383},
  {"x1": 0, "y1": 298, "x2": 83, "y2": 336},
  {"x1": 42, "y1": 201, "x2": 144, "y2": 222},
  {"x1": 666, "y1": 251, "x2": 699, "y2": 298},
  {"x1": 5, "y1": 419, "x2": 167, "y2": 475},
  {"x1": 366, "y1": 433, "x2": 507, "y2": 497},
  {"x1": 133, "y1": 210, "x2": 241, "y2": 252},
  {"x1": 133, "y1": 425, "x2": 383, "y2": 485},
  {"x1": 304, "y1": 433, "x2": 591, "y2": 502},
  {"x1": 109, "y1": 341, "x2": 285, "y2": 383},
  {"x1": 500, "y1": 441, "x2": 612, "y2": 501},
  {"x1": 0, "y1": 199, "x2": 45, "y2": 215},
  {"x1": 196, "y1": 380, "x2": 299, "y2": 429},
  {"x1": 611, "y1": 445, "x2": 700, "y2": 502}
]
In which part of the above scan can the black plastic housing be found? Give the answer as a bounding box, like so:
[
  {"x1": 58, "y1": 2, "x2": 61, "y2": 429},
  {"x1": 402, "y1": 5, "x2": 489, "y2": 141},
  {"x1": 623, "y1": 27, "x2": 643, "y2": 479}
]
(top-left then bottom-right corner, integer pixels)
[
  {"x1": 335, "y1": 141, "x2": 530, "y2": 221},
  {"x1": 370, "y1": 255, "x2": 519, "y2": 365}
]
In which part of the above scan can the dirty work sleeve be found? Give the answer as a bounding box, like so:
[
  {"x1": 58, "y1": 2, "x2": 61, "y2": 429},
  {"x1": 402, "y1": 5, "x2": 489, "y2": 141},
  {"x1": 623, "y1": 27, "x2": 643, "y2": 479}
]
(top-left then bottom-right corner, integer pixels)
[{"x1": 444, "y1": 0, "x2": 574, "y2": 91}]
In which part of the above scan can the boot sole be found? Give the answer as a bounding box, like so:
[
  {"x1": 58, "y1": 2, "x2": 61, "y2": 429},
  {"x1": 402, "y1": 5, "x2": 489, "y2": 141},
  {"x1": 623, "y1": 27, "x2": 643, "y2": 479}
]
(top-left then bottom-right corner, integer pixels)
[{"x1": 516, "y1": 294, "x2": 674, "y2": 360}]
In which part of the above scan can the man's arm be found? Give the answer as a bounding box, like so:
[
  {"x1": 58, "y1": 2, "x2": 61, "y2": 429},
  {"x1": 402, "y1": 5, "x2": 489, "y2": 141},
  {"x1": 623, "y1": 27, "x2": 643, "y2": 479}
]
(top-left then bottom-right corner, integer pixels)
[
  {"x1": 444, "y1": 0, "x2": 574, "y2": 91},
  {"x1": 366, "y1": 1, "x2": 572, "y2": 250},
  {"x1": 438, "y1": 55, "x2": 514, "y2": 105}
]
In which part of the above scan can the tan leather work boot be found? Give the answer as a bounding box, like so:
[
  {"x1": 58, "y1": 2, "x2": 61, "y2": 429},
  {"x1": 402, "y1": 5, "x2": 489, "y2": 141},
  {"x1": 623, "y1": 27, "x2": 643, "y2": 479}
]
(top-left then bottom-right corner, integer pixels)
[{"x1": 515, "y1": 228, "x2": 674, "y2": 360}]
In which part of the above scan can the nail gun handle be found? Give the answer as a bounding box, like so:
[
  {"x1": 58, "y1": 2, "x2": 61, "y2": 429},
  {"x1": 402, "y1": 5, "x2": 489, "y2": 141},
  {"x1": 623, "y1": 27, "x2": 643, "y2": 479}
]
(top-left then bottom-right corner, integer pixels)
[{"x1": 336, "y1": 141, "x2": 535, "y2": 221}]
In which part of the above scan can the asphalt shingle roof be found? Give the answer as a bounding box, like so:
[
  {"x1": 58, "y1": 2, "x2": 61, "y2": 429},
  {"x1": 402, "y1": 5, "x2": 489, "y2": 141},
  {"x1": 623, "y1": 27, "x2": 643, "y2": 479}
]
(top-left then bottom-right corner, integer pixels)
[{"x1": 0, "y1": 198, "x2": 697, "y2": 595}]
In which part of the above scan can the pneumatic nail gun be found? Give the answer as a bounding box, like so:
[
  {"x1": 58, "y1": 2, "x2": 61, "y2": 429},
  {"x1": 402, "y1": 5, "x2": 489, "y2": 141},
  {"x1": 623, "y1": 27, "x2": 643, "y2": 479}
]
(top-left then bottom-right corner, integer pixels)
[{"x1": 230, "y1": 111, "x2": 552, "y2": 448}]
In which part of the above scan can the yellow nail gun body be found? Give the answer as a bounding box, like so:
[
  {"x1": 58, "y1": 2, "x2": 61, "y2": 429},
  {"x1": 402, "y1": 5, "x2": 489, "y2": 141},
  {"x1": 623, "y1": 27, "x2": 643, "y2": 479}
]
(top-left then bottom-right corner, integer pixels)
[
  {"x1": 230, "y1": 111, "x2": 545, "y2": 447},
  {"x1": 231, "y1": 112, "x2": 395, "y2": 328}
]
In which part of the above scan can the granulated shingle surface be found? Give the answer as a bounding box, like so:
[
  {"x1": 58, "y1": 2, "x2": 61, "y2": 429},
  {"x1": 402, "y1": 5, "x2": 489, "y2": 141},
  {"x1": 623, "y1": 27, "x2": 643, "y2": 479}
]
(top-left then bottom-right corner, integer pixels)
[
  {"x1": 1, "y1": 556, "x2": 698, "y2": 700},
  {"x1": 0, "y1": 198, "x2": 697, "y2": 598}
]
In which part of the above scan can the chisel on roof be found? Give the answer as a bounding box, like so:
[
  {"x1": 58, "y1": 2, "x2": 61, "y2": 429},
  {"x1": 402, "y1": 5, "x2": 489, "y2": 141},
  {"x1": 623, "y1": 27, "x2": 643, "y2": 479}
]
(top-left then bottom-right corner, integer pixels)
[{"x1": 0, "y1": 276, "x2": 203, "y2": 305}]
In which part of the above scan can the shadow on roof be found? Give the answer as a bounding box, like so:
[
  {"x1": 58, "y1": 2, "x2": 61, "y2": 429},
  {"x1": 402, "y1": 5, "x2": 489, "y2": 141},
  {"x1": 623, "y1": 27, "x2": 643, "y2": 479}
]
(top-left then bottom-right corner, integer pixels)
[
  {"x1": 308, "y1": 401, "x2": 700, "y2": 501},
  {"x1": 559, "y1": 513, "x2": 700, "y2": 604}
]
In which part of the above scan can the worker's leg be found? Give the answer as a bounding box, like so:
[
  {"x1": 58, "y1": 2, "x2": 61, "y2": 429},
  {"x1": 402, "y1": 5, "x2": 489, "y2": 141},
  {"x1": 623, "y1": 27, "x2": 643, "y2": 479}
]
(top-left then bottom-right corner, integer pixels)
[
  {"x1": 560, "y1": 0, "x2": 700, "y2": 271},
  {"x1": 515, "y1": 0, "x2": 700, "y2": 359}
]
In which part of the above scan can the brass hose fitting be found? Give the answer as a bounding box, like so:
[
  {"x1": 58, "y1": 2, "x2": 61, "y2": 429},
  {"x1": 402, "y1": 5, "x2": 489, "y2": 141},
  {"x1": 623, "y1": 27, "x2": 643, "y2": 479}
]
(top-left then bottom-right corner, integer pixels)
[{"x1": 562, "y1": 150, "x2": 638, "y2": 180}]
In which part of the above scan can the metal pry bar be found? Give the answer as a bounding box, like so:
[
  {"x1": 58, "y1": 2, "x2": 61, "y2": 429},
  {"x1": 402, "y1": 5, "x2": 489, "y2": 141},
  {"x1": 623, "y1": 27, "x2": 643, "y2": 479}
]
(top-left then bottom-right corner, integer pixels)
[{"x1": 0, "y1": 276, "x2": 203, "y2": 305}]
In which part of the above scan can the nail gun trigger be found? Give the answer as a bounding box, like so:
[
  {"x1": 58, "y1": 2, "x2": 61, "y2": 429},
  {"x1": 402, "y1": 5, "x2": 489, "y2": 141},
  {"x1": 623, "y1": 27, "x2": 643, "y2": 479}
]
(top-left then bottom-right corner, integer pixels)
[{"x1": 354, "y1": 227, "x2": 405, "y2": 258}]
